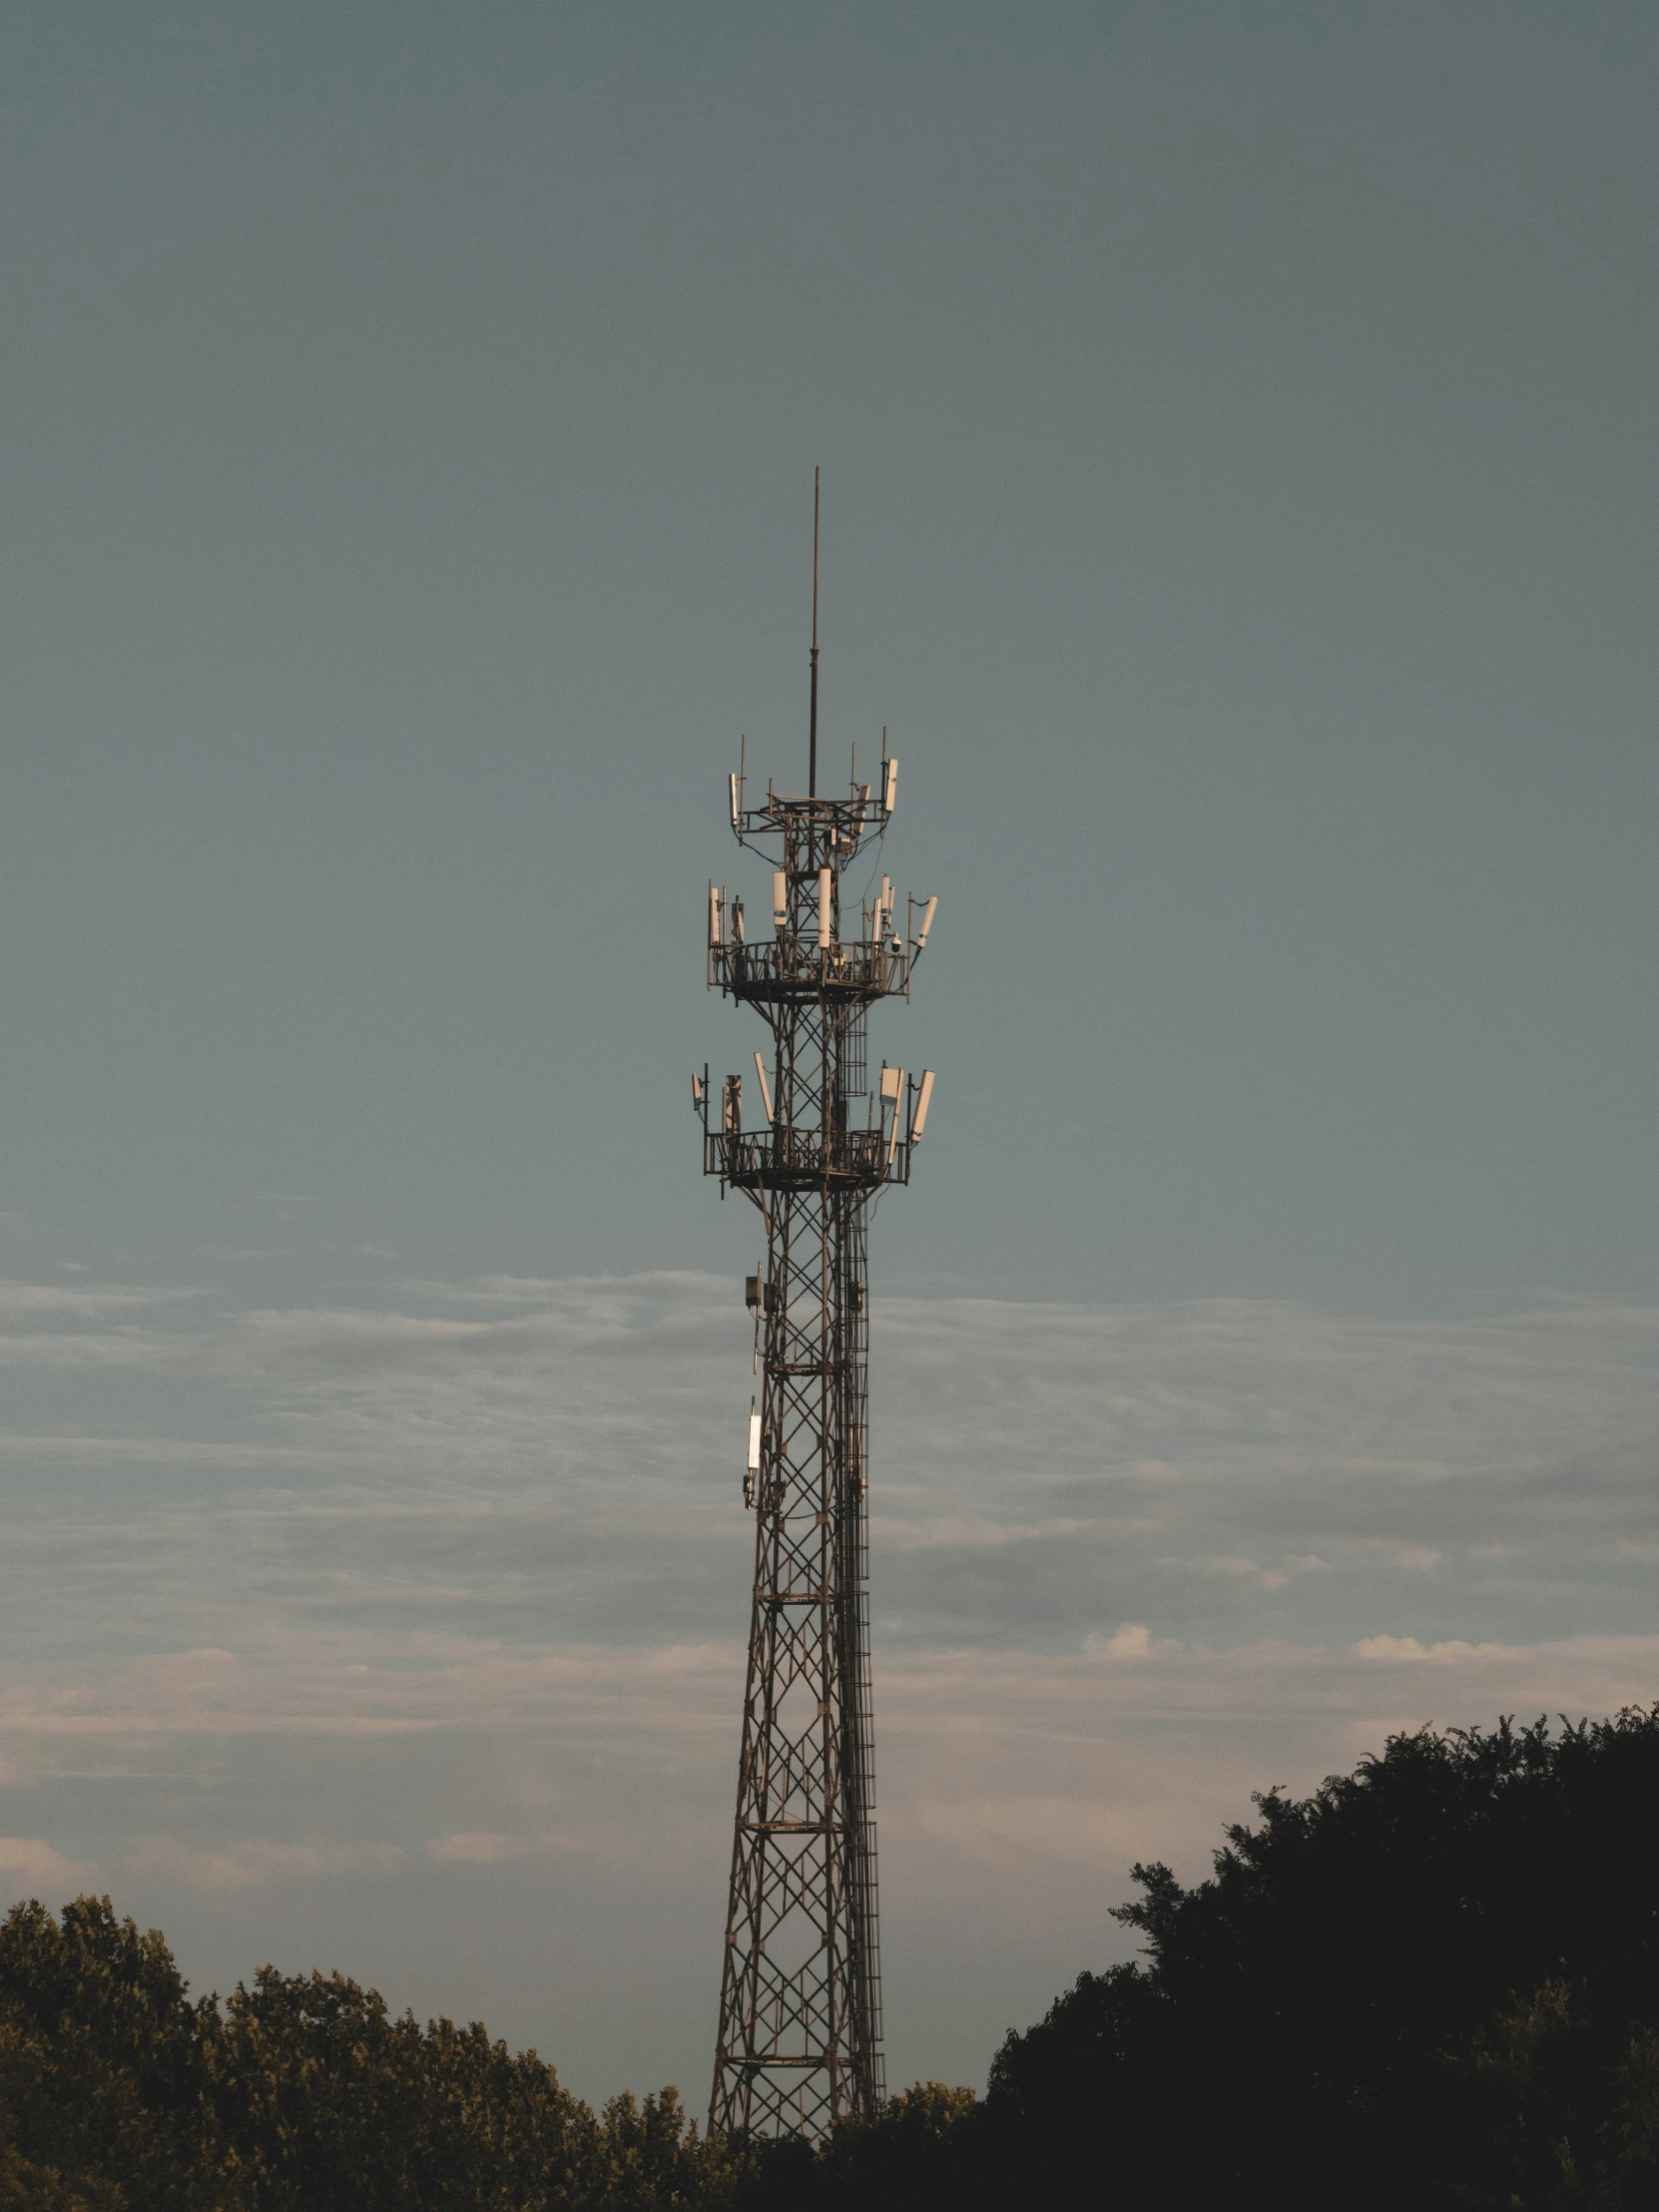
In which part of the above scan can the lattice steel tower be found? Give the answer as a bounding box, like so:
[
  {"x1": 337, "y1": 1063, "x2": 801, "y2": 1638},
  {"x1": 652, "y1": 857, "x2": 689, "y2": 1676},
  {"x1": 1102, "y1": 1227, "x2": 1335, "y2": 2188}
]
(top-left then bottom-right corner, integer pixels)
[{"x1": 695, "y1": 476, "x2": 938, "y2": 2140}]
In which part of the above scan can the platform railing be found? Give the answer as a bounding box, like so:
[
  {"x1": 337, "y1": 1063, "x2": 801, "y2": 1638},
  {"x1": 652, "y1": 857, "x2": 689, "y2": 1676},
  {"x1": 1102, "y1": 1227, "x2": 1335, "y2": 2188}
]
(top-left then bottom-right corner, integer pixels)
[
  {"x1": 706, "y1": 1125, "x2": 910, "y2": 1191},
  {"x1": 710, "y1": 937, "x2": 910, "y2": 1002}
]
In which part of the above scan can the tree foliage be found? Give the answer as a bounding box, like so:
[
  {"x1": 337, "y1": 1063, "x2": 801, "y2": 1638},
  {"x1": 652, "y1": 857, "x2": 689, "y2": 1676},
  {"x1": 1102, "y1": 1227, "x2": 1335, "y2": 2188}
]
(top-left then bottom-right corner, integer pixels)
[
  {"x1": 4, "y1": 1710, "x2": 1659, "y2": 2207},
  {"x1": 0, "y1": 1899, "x2": 738, "y2": 2210},
  {"x1": 736, "y1": 1707, "x2": 1659, "y2": 2209},
  {"x1": 972, "y1": 1707, "x2": 1659, "y2": 2209}
]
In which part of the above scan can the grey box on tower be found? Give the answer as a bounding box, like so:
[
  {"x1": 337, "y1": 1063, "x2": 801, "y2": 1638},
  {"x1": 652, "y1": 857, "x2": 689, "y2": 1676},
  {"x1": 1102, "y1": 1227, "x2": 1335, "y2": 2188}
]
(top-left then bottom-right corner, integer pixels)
[{"x1": 694, "y1": 475, "x2": 938, "y2": 2142}]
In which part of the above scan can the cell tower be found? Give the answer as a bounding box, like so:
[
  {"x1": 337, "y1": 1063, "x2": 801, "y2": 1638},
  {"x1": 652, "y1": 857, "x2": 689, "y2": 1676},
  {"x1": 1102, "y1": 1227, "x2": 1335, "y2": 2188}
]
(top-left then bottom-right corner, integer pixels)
[{"x1": 695, "y1": 472, "x2": 938, "y2": 2140}]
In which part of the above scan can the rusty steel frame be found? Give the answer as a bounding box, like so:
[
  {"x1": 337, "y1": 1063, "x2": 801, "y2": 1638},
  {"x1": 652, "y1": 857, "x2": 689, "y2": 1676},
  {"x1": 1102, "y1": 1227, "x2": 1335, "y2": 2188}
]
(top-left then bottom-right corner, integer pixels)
[{"x1": 697, "y1": 750, "x2": 933, "y2": 2142}]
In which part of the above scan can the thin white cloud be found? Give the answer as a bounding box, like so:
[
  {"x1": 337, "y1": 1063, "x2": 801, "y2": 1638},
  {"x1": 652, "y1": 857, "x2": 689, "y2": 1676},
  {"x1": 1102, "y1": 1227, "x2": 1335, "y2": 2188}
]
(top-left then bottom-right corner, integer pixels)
[
  {"x1": 127, "y1": 1839, "x2": 405, "y2": 1893},
  {"x1": 0, "y1": 1837, "x2": 99, "y2": 1897},
  {"x1": 1085, "y1": 1623, "x2": 1156, "y2": 1659},
  {"x1": 872, "y1": 1512, "x2": 1100, "y2": 1553},
  {"x1": 1159, "y1": 1552, "x2": 1330, "y2": 1590},
  {"x1": 0, "y1": 1283, "x2": 209, "y2": 1316},
  {"x1": 0, "y1": 1331, "x2": 191, "y2": 1370},
  {"x1": 428, "y1": 1831, "x2": 527, "y2": 1865},
  {"x1": 1353, "y1": 1634, "x2": 1526, "y2": 1663}
]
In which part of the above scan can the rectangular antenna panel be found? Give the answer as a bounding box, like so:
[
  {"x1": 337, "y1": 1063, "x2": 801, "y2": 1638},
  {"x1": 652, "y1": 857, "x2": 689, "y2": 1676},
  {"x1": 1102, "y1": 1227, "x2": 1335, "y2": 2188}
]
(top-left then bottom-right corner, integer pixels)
[{"x1": 912, "y1": 1069, "x2": 935, "y2": 1137}]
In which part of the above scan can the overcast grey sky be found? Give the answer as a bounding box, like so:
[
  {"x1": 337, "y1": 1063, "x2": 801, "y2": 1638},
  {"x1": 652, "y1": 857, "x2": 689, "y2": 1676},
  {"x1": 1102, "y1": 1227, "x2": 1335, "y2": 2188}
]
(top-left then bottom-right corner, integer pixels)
[{"x1": 0, "y1": 0, "x2": 1656, "y2": 2109}]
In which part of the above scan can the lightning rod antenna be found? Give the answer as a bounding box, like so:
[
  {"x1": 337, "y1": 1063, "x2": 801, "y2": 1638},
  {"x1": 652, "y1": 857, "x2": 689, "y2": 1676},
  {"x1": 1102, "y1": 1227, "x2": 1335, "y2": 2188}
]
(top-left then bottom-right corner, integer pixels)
[{"x1": 809, "y1": 466, "x2": 821, "y2": 798}]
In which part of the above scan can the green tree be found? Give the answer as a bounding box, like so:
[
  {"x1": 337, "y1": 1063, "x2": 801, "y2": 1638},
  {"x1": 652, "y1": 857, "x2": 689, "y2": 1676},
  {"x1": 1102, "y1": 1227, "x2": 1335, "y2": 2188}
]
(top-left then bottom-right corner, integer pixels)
[
  {"x1": 204, "y1": 1964, "x2": 593, "y2": 2209},
  {"x1": 971, "y1": 1709, "x2": 1659, "y2": 2210},
  {"x1": 0, "y1": 1896, "x2": 219, "y2": 2209},
  {"x1": 8, "y1": 1708, "x2": 1659, "y2": 2209},
  {"x1": 0, "y1": 1899, "x2": 746, "y2": 2210}
]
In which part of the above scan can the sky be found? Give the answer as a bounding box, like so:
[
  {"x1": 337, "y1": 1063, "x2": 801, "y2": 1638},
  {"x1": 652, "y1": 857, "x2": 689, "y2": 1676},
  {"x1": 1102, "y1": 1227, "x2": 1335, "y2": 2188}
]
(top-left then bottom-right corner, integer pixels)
[{"x1": 0, "y1": 0, "x2": 1656, "y2": 2108}]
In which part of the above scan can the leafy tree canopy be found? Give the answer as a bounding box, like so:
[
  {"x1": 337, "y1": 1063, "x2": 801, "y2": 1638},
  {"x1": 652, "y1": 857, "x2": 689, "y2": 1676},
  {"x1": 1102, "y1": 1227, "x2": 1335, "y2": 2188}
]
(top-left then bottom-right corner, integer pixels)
[
  {"x1": 0, "y1": 1897, "x2": 738, "y2": 2210},
  {"x1": 741, "y1": 1708, "x2": 1659, "y2": 2209},
  {"x1": 969, "y1": 1708, "x2": 1659, "y2": 2210},
  {"x1": 5, "y1": 1710, "x2": 1659, "y2": 2208}
]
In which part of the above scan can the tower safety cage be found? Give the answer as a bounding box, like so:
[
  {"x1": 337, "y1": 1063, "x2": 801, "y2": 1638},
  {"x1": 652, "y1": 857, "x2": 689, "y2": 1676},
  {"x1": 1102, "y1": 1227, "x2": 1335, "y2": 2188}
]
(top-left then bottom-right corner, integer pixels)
[{"x1": 693, "y1": 478, "x2": 939, "y2": 2142}]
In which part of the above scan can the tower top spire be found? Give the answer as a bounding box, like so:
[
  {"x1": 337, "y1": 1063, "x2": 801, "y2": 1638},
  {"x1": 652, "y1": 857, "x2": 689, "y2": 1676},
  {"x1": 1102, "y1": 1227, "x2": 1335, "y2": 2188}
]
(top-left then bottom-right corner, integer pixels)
[{"x1": 809, "y1": 465, "x2": 821, "y2": 799}]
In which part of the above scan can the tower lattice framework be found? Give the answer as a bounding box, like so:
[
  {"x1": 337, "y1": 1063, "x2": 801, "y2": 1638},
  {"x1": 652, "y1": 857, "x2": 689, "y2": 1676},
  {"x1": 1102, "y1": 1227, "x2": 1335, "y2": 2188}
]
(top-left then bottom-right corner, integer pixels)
[{"x1": 696, "y1": 536, "x2": 937, "y2": 2141}]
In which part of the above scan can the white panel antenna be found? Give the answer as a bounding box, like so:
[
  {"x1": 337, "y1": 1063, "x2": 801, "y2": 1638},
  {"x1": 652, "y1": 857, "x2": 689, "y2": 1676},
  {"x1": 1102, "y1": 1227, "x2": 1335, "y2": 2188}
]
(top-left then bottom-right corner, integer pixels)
[
  {"x1": 729, "y1": 773, "x2": 740, "y2": 829},
  {"x1": 748, "y1": 1398, "x2": 762, "y2": 1473},
  {"x1": 818, "y1": 867, "x2": 833, "y2": 948},
  {"x1": 916, "y1": 894, "x2": 937, "y2": 950},
  {"x1": 883, "y1": 758, "x2": 898, "y2": 814},
  {"x1": 773, "y1": 871, "x2": 789, "y2": 930},
  {"x1": 912, "y1": 1069, "x2": 935, "y2": 1138},
  {"x1": 753, "y1": 1051, "x2": 774, "y2": 1123}
]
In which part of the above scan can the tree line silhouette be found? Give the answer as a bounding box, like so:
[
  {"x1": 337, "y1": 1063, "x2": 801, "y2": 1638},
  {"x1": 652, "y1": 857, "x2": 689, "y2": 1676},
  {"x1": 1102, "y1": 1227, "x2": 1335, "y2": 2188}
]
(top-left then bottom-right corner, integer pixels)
[{"x1": 2, "y1": 1708, "x2": 1656, "y2": 2208}]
